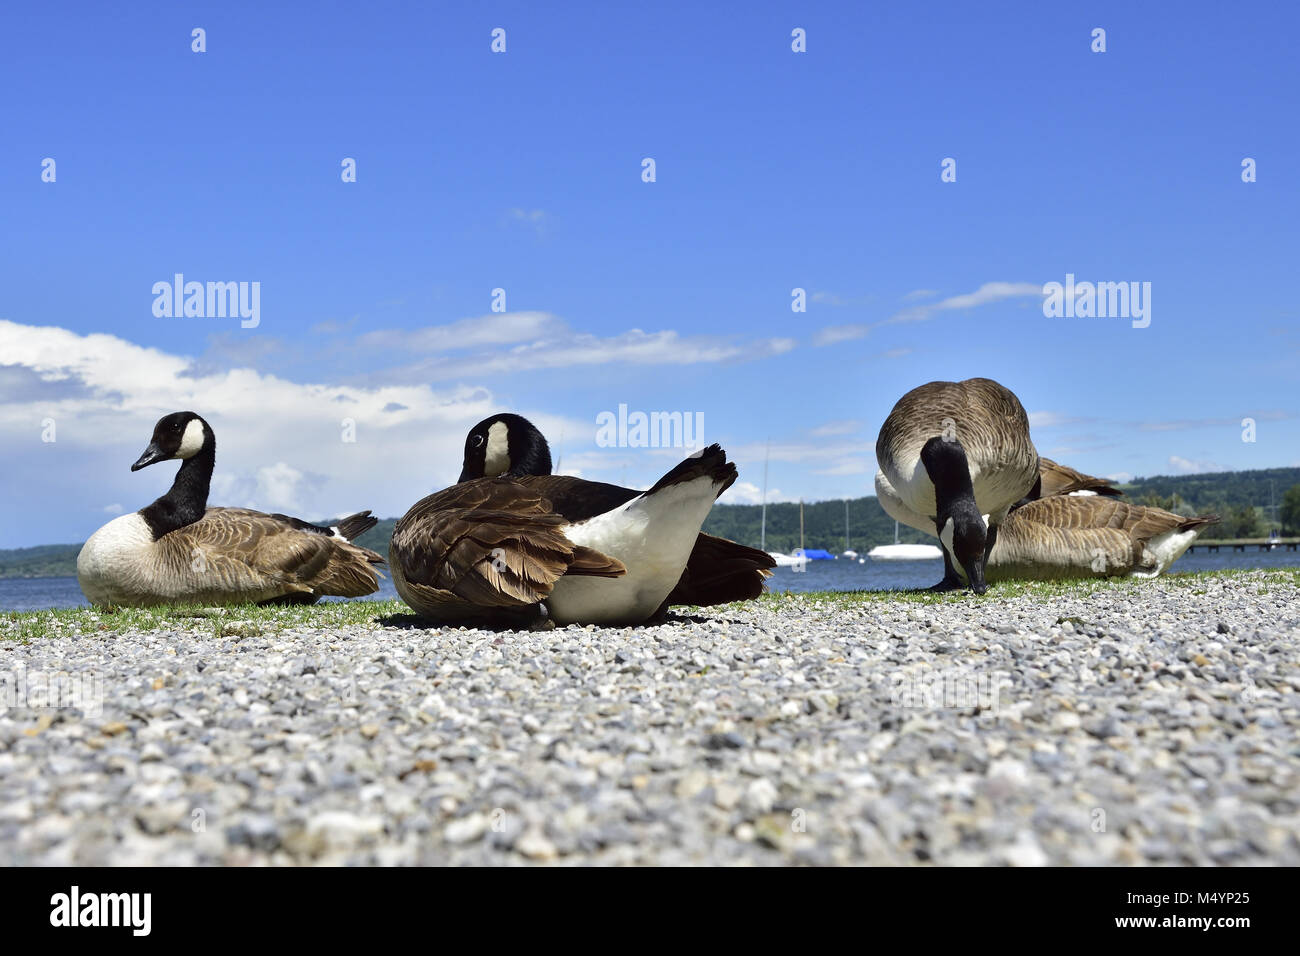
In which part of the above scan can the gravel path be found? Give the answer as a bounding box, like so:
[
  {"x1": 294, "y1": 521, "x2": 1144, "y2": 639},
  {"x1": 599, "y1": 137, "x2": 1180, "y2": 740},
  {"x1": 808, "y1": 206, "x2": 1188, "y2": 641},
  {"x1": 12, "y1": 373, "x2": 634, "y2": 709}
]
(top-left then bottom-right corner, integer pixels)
[{"x1": 2, "y1": 571, "x2": 1298, "y2": 865}]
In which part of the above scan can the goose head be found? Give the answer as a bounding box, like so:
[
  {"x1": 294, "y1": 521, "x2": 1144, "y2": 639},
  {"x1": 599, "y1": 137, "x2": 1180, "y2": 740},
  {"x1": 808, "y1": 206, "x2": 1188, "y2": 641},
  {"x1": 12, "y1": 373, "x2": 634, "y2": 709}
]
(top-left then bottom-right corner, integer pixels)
[
  {"x1": 458, "y1": 413, "x2": 552, "y2": 482},
  {"x1": 921, "y1": 435, "x2": 989, "y2": 593},
  {"x1": 131, "y1": 411, "x2": 213, "y2": 471}
]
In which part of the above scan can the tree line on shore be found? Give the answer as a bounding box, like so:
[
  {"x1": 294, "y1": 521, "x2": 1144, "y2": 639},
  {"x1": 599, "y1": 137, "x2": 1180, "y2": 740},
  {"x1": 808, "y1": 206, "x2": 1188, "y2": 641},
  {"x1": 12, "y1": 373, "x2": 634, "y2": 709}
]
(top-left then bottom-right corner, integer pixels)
[{"x1": 4, "y1": 467, "x2": 1300, "y2": 578}]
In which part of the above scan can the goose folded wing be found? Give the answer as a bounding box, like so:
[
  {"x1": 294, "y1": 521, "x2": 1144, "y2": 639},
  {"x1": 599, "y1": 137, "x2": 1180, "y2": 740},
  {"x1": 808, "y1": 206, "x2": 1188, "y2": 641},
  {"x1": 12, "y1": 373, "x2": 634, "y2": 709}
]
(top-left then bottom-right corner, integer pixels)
[
  {"x1": 172, "y1": 509, "x2": 380, "y2": 595},
  {"x1": 392, "y1": 491, "x2": 625, "y2": 607},
  {"x1": 666, "y1": 533, "x2": 776, "y2": 607}
]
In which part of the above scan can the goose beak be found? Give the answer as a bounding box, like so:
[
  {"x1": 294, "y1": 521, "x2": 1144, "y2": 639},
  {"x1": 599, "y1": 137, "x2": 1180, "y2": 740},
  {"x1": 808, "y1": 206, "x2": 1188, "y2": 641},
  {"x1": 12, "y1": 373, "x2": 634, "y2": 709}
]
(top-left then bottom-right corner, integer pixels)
[{"x1": 131, "y1": 442, "x2": 167, "y2": 472}]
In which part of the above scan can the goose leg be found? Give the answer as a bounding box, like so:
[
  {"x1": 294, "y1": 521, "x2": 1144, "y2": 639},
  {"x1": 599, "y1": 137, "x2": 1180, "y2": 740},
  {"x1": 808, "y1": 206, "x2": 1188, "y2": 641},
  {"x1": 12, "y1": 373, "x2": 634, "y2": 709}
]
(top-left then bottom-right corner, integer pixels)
[{"x1": 982, "y1": 524, "x2": 999, "y2": 566}]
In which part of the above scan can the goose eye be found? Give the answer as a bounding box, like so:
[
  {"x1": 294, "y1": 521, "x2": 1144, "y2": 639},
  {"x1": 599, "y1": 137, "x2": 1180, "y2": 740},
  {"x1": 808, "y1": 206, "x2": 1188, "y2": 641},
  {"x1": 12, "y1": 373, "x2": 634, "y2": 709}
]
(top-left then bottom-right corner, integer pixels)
[{"x1": 472, "y1": 435, "x2": 485, "y2": 448}]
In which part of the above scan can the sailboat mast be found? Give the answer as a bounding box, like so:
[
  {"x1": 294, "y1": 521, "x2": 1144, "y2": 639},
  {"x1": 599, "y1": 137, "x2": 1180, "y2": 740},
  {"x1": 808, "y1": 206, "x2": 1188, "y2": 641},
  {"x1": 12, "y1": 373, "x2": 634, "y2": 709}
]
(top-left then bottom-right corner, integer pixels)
[
  {"x1": 845, "y1": 499, "x2": 850, "y2": 551},
  {"x1": 799, "y1": 499, "x2": 805, "y2": 552},
  {"x1": 760, "y1": 441, "x2": 769, "y2": 551}
]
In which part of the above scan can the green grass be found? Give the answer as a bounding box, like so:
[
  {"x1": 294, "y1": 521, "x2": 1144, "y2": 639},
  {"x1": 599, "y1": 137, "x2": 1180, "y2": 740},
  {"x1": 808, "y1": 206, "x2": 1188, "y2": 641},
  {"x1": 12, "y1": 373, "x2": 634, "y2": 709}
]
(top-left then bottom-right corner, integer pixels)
[
  {"x1": 3, "y1": 568, "x2": 1296, "y2": 641},
  {"x1": 1, "y1": 598, "x2": 407, "y2": 643}
]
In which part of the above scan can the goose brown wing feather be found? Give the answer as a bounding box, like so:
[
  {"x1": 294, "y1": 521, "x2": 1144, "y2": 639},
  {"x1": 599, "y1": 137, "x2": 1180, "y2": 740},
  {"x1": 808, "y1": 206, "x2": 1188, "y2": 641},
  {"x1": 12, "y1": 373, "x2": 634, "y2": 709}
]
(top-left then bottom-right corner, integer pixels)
[
  {"x1": 390, "y1": 480, "x2": 625, "y2": 610},
  {"x1": 1036, "y1": 458, "x2": 1124, "y2": 498},
  {"x1": 160, "y1": 507, "x2": 383, "y2": 598}
]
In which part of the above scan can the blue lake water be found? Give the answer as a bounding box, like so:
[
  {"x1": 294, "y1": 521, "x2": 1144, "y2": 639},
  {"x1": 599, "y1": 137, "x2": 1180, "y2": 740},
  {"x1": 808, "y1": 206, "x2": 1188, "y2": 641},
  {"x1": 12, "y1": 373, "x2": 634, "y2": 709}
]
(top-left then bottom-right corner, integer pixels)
[{"x1": 5, "y1": 548, "x2": 1299, "y2": 611}]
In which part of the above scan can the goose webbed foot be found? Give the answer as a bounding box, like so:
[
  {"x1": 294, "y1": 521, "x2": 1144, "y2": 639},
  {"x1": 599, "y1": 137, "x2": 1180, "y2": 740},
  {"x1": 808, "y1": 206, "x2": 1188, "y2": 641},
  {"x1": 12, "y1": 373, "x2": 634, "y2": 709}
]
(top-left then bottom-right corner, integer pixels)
[
  {"x1": 927, "y1": 574, "x2": 965, "y2": 593},
  {"x1": 923, "y1": 543, "x2": 965, "y2": 593}
]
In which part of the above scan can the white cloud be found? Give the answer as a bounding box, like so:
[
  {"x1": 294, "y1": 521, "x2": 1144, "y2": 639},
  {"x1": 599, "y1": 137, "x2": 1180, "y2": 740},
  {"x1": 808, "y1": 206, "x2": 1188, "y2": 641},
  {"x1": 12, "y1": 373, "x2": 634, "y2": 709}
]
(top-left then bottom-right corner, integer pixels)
[
  {"x1": 102, "y1": 503, "x2": 123, "y2": 515},
  {"x1": 809, "y1": 419, "x2": 861, "y2": 437},
  {"x1": 256, "y1": 462, "x2": 312, "y2": 513},
  {"x1": 1028, "y1": 411, "x2": 1085, "y2": 428},
  {"x1": 719, "y1": 481, "x2": 796, "y2": 505},
  {"x1": 1105, "y1": 471, "x2": 1133, "y2": 483},
  {"x1": 378, "y1": 325, "x2": 796, "y2": 383},
  {"x1": 885, "y1": 282, "x2": 1042, "y2": 325},
  {"x1": 1167, "y1": 455, "x2": 1228, "y2": 474},
  {"x1": 0, "y1": 318, "x2": 504, "y2": 525},
  {"x1": 813, "y1": 324, "x2": 869, "y2": 347},
  {"x1": 357, "y1": 311, "x2": 563, "y2": 353},
  {"x1": 902, "y1": 289, "x2": 939, "y2": 301}
]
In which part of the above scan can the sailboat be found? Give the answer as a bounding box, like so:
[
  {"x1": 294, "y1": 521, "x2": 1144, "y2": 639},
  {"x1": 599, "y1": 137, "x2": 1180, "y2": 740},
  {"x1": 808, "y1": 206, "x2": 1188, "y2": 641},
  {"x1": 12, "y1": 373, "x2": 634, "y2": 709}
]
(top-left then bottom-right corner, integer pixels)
[
  {"x1": 760, "y1": 443, "x2": 801, "y2": 567},
  {"x1": 867, "y1": 521, "x2": 944, "y2": 561},
  {"x1": 841, "y1": 499, "x2": 863, "y2": 562}
]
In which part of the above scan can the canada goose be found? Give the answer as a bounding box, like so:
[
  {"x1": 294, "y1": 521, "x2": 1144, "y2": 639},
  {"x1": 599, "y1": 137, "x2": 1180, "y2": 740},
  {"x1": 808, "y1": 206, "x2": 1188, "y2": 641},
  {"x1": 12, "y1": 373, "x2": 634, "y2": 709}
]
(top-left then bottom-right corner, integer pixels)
[
  {"x1": 875, "y1": 378, "x2": 1039, "y2": 593},
  {"x1": 987, "y1": 495, "x2": 1218, "y2": 580},
  {"x1": 390, "y1": 442, "x2": 753, "y2": 626},
  {"x1": 456, "y1": 413, "x2": 774, "y2": 614},
  {"x1": 77, "y1": 412, "x2": 384, "y2": 607}
]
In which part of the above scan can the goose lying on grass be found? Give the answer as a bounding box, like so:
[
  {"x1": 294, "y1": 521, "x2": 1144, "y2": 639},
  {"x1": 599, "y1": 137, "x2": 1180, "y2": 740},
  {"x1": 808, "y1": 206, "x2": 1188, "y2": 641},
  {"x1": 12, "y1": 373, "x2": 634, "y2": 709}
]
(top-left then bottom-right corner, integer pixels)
[
  {"x1": 987, "y1": 495, "x2": 1218, "y2": 580},
  {"x1": 455, "y1": 413, "x2": 774, "y2": 616},
  {"x1": 77, "y1": 412, "x2": 384, "y2": 607},
  {"x1": 390, "y1": 439, "x2": 757, "y2": 627}
]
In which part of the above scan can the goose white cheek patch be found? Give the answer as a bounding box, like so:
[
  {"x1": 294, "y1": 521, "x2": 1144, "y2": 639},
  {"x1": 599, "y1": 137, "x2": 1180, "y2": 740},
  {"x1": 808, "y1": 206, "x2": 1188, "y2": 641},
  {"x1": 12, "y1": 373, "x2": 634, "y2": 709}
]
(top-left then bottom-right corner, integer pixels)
[
  {"x1": 175, "y1": 420, "x2": 206, "y2": 459},
  {"x1": 483, "y1": 421, "x2": 510, "y2": 477},
  {"x1": 939, "y1": 518, "x2": 955, "y2": 555}
]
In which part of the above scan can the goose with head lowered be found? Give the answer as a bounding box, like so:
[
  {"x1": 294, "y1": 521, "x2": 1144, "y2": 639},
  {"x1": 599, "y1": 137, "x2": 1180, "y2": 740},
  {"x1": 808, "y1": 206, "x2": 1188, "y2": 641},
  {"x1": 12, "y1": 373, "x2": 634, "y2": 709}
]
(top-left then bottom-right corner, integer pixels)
[
  {"x1": 391, "y1": 432, "x2": 766, "y2": 627},
  {"x1": 77, "y1": 412, "x2": 384, "y2": 607},
  {"x1": 875, "y1": 378, "x2": 1040, "y2": 594},
  {"x1": 456, "y1": 413, "x2": 775, "y2": 615}
]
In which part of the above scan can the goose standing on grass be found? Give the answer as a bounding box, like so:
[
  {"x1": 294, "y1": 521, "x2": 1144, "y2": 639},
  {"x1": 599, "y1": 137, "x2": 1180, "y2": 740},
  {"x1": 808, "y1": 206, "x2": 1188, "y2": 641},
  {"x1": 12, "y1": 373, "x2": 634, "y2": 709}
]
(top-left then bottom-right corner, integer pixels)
[
  {"x1": 457, "y1": 413, "x2": 774, "y2": 614},
  {"x1": 875, "y1": 378, "x2": 1039, "y2": 593},
  {"x1": 988, "y1": 496, "x2": 1217, "y2": 580},
  {"x1": 390, "y1": 440, "x2": 754, "y2": 627},
  {"x1": 77, "y1": 412, "x2": 384, "y2": 607}
]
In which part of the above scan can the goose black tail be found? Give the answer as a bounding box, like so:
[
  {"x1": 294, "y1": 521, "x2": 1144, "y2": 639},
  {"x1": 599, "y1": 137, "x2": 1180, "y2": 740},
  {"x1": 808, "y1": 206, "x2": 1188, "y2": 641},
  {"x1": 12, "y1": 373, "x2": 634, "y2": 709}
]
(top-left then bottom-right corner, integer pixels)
[
  {"x1": 643, "y1": 444, "x2": 737, "y2": 499},
  {"x1": 335, "y1": 510, "x2": 379, "y2": 542}
]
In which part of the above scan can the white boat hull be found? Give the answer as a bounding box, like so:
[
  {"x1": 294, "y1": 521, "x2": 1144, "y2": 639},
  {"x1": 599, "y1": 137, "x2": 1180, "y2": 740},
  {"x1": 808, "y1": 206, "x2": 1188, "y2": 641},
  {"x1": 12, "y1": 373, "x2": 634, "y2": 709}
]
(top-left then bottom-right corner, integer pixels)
[{"x1": 868, "y1": 543, "x2": 944, "y2": 561}]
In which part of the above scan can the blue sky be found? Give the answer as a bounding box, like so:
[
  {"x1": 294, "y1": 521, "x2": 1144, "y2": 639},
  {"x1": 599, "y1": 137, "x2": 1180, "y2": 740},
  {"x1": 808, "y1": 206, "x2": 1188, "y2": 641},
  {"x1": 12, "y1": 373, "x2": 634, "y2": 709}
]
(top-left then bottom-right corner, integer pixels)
[{"x1": 2, "y1": 1, "x2": 1297, "y2": 547}]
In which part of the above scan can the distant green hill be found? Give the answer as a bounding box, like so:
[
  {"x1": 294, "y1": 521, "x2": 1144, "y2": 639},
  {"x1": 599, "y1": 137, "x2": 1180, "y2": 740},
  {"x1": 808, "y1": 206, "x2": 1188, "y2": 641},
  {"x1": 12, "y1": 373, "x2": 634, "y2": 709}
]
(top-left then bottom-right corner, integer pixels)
[
  {"x1": 0, "y1": 543, "x2": 83, "y2": 579},
  {"x1": 353, "y1": 519, "x2": 397, "y2": 555},
  {"x1": 5, "y1": 466, "x2": 1298, "y2": 577}
]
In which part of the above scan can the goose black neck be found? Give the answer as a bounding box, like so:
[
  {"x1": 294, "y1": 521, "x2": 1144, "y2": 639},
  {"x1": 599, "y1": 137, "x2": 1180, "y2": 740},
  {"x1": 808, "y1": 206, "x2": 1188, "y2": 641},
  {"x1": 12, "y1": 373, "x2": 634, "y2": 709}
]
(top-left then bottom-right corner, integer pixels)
[
  {"x1": 920, "y1": 436, "x2": 977, "y2": 519},
  {"x1": 507, "y1": 433, "x2": 553, "y2": 477},
  {"x1": 139, "y1": 444, "x2": 214, "y2": 540}
]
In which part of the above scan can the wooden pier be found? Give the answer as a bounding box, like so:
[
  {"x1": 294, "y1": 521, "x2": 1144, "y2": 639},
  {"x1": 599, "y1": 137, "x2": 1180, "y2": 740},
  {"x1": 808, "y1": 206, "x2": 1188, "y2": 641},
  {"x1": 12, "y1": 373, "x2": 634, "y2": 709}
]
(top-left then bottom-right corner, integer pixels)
[{"x1": 1187, "y1": 538, "x2": 1299, "y2": 553}]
